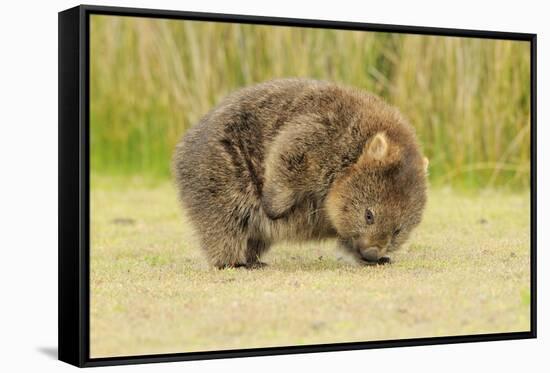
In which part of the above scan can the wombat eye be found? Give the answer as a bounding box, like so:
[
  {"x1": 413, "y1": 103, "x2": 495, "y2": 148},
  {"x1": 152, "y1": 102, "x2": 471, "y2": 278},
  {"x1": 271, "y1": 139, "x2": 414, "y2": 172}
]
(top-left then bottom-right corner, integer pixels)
[
  {"x1": 393, "y1": 228, "x2": 401, "y2": 236},
  {"x1": 365, "y1": 209, "x2": 374, "y2": 225}
]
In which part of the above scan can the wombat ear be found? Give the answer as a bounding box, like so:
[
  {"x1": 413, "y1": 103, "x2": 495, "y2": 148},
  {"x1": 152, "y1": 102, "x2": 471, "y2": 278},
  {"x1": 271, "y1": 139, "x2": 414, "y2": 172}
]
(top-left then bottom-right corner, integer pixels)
[
  {"x1": 423, "y1": 157, "x2": 429, "y2": 174},
  {"x1": 358, "y1": 132, "x2": 400, "y2": 167},
  {"x1": 367, "y1": 132, "x2": 388, "y2": 161}
]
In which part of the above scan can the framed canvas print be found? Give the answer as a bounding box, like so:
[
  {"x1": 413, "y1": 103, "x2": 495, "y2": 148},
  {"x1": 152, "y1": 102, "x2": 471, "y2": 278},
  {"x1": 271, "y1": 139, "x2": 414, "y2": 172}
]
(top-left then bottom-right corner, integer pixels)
[{"x1": 58, "y1": 4, "x2": 537, "y2": 367}]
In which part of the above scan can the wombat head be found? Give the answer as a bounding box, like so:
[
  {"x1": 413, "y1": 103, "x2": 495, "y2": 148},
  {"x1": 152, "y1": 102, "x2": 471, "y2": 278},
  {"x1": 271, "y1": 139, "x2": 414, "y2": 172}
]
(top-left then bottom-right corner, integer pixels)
[{"x1": 326, "y1": 132, "x2": 428, "y2": 264}]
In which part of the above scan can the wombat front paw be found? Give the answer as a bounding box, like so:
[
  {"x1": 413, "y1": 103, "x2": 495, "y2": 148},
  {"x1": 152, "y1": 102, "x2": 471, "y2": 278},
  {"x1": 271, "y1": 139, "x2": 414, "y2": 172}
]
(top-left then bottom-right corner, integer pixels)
[{"x1": 359, "y1": 256, "x2": 391, "y2": 266}]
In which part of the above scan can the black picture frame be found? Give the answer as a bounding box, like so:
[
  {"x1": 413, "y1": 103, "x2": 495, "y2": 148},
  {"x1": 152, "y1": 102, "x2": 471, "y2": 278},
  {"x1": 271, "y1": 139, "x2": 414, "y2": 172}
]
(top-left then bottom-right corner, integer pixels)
[{"x1": 58, "y1": 4, "x2": 537, "y2": 368}]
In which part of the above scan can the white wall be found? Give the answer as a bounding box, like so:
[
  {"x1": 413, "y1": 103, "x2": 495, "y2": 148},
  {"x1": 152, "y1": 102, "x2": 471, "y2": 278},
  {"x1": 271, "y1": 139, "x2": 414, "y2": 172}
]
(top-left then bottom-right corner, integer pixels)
[{"x1": 0, "y1": 0, "x2": 545, "y2": 371}]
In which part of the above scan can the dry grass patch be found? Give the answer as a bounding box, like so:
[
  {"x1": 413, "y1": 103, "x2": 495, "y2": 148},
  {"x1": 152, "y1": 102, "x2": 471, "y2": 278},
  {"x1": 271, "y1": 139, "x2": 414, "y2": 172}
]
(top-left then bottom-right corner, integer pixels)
[{"x1": 90, "y1": 177, "x2": 530, "y2": 357}]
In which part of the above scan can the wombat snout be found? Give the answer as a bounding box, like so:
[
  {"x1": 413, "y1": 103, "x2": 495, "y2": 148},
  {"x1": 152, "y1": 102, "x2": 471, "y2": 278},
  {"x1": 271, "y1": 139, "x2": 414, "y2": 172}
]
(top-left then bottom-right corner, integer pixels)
[
  {"x1": 360, "y1": 247, "x2": 382, "y2": 262},
  {"x1": 356, "y1": 236, "x2": 389, "y2": 262}
]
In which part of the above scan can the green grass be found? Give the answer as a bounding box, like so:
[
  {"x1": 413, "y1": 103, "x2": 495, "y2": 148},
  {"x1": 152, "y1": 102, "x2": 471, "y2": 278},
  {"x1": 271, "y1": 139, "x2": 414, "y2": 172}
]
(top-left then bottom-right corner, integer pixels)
[
  {"x1": 90, "y1": 16, "x2": 531, "y2": 189},
  {"x1": 90, "y1": 177, "x2": 531, "y2": 358}
]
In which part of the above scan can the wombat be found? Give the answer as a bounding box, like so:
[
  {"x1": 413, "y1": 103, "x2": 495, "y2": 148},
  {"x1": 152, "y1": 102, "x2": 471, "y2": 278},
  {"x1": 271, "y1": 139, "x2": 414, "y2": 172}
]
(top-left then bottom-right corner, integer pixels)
[{"x1": 172, "y1": 79, "x2": 428, "y2": 268}]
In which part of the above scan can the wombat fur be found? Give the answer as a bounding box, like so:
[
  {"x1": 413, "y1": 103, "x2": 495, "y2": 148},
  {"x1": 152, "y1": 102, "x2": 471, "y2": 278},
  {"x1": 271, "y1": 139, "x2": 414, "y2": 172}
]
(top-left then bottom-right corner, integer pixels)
[{"x1": 173, "y1": 79, "x2": 428, "y2": 268}]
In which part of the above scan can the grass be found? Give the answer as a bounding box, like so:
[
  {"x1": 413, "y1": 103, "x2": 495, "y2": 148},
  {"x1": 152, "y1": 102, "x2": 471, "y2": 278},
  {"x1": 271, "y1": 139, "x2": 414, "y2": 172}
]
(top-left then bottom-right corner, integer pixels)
[
  {"x1": 90, "y1": 176, "x2": 531, "y2": 358},
  {"x1": 89, "y1": 16, "x2": 531, "y2": 189}
]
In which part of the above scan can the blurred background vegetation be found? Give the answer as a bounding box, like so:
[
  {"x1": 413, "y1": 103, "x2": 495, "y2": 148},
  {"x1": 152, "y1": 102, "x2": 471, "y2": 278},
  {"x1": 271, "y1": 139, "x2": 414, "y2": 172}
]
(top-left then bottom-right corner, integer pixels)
[{"x1": 90, "y1": 15, "x2": 531, "y2": 189}]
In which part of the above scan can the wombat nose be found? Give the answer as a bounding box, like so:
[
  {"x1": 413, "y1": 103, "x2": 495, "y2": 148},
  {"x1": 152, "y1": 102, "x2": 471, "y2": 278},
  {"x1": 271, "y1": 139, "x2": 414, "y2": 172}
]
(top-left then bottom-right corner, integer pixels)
[{"x1": 359, "y1": 247, "x2": 380, "y2": 262}]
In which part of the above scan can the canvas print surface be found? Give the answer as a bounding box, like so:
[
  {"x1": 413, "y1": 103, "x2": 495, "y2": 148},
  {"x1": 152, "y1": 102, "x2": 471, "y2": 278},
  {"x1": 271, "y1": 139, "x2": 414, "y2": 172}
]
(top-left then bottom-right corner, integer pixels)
[{"x1": 89, "y1": 15, "x2": 531, "y2": 358}]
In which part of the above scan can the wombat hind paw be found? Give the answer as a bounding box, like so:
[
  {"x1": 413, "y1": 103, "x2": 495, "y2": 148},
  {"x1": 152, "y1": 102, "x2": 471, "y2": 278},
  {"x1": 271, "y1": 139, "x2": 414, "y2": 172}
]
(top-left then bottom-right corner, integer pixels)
[{"x1": 216, "y1": 261, "x2": 269, "y2": 270}]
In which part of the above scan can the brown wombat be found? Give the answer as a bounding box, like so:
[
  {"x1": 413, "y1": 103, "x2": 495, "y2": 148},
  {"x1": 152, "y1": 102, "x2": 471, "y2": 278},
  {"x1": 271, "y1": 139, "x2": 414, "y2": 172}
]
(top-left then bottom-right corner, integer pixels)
[{"x1": 173, "y1": 79, "x2": 428, "y2": 268}]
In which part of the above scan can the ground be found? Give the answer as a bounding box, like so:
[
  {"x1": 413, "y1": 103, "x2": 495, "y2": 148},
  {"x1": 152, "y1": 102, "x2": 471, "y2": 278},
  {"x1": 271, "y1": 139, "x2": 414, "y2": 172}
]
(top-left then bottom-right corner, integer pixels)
[{"x1": 90, "y1": 176, "x2": 531, "y2": 358}]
